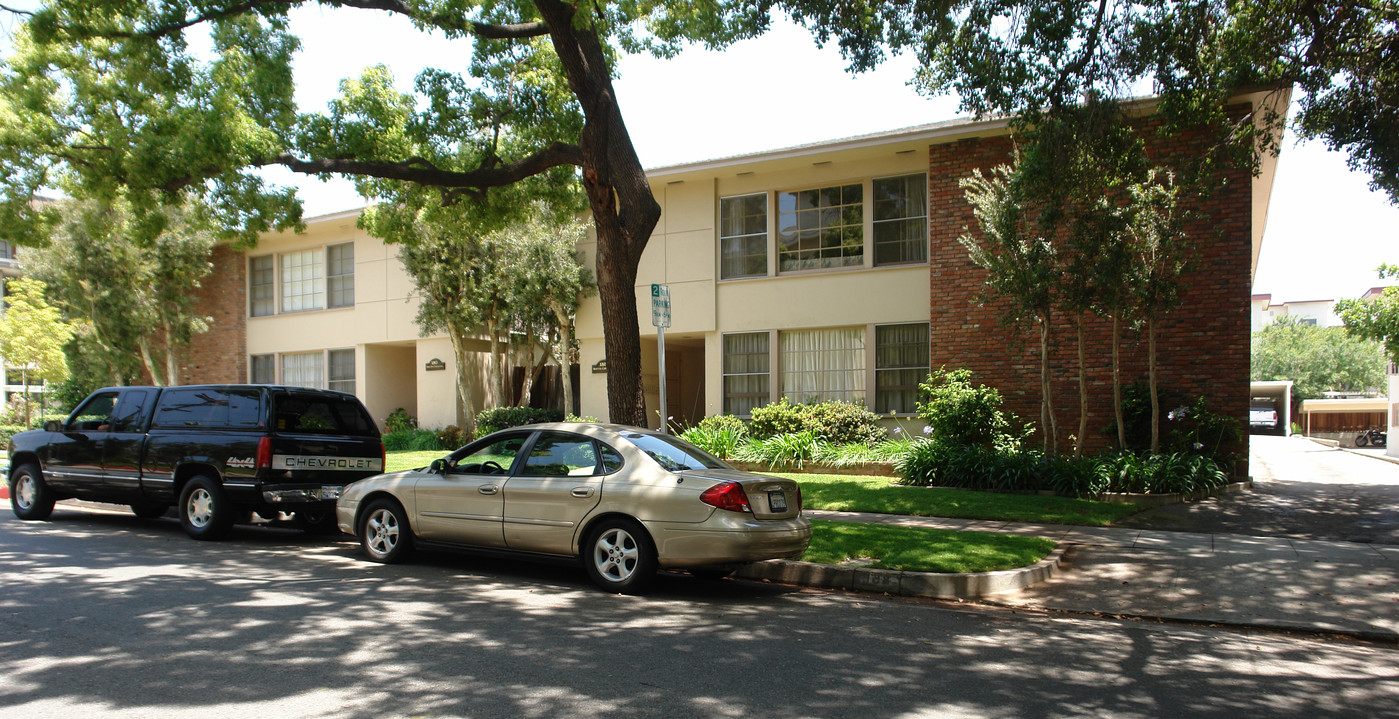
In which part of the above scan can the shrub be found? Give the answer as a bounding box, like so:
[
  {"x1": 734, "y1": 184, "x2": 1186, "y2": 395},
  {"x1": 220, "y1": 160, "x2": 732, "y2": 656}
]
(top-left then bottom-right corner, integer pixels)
[
  {"x1": 435, "y1": 425, "x2": 464, "y2": 450},
  {"x1": 736, "y1": 430, "x2": 824, "y2": 469},
  {"x1": 895, "y1": 438, "x2": 1230, "y2": 498},
  {"x1": 696, "y1": 414, "x2": 747, "y2": 435},
  {"x1": 0, "y1": 424, "x2": 28, "y2": 446},
  {"x1": 917, "y1": 367, "x2": 1022, "y2": 448},
  {"x1": 802, "y1": 401, "x2": 887, "y2": 445},
  {"x1": 383, "y1": 428, "x2": 445, "y2": 452},
  {"x1": 565, "y1": 414, "x2": 600, "y2": 423},
  {"x1": 680, "y1": 425, "x2": 746, "y2": 459},
  {"x1": 475, "y1": 407, "x2": 565, "y2": 436},
  {"x1": 384, "y1": 408, "x2": 417, "y2": 434},
  {"x1": 748, "y1": 398, "x2": 814, "y2": 439}
]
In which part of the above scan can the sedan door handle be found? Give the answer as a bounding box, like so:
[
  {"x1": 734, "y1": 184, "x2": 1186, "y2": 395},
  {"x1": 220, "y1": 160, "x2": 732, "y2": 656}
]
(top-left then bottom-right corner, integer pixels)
[
  {"x1": 478, "y1": 485, "x2": 500, "y2": 495},
  {"x1": 571, "y1": 487, "x2": 594, "y2": 498}
]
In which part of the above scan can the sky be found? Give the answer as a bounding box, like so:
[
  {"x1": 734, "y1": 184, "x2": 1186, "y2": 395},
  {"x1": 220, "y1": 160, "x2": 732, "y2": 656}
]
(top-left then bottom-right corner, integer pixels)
[{"x1": 5, "y1": 3, "x2": 1398, "y2": 303}]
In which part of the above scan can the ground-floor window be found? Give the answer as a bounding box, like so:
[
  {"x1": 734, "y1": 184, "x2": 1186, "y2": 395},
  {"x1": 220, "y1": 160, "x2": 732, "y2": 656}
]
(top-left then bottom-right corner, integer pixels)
[
  {"x1": 719, "y1": 323, "x2": 930, "y2": 416},
  {"x1": 722, "y1": 332, "x2": 770, "y2": 416},
  {"x1": 780, "y1": 327, "x2": 865, "y2": 405},
  {"x1": 249, "y1": 349, "x2": 355, "y2": 393},
  {"x1": 875, "y1": 323, "x2": 930, "y2": 414}
]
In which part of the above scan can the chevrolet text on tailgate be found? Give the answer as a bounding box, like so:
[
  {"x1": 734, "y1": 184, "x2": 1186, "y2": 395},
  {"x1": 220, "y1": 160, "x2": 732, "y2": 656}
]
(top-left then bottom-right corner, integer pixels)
[{"x1": 7, "y1": 385, "x2": 384, "y2": 540}]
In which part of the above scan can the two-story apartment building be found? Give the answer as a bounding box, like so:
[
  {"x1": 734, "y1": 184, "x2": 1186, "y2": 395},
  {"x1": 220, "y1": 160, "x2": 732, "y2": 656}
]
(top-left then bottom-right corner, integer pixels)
[{"x1": 177, "y1": 89, "x2": 1281, "y2": 454}]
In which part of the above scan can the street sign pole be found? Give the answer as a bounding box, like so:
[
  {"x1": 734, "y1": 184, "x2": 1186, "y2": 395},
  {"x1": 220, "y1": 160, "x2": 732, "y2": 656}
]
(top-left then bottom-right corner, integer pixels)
[{"x1": 651, "y1": 283, "x2": 671, "y2": 433}]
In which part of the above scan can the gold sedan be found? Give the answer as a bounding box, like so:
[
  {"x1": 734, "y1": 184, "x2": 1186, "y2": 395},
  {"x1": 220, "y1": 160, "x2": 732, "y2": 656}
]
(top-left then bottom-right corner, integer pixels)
[{"x1": 336, "y1": 423, "x2": 812, "y2": 593}]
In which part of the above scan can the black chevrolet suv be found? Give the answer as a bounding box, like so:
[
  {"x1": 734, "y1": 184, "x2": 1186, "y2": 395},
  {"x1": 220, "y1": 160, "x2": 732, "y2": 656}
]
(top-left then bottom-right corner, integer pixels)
[{"x1": 7, "y1": 385, "x2": 384, "y2": 540}]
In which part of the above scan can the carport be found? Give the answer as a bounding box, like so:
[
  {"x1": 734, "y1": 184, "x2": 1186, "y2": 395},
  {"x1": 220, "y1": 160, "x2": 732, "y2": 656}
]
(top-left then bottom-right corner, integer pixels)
[
  {"x1": 1249, "y1": 380, "x2": 1293, "y2": 436},
  {"x1": 1298, "y1": 397, "x2": 1386, "y2": 444}
]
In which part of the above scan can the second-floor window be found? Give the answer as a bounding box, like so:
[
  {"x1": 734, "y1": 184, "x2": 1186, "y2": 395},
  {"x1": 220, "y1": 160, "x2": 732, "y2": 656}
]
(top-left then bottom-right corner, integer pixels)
[
  {"x1": 719, "y1": 173, "x2": 927, "y2": 280},
  {"x1": 249, "y1": 242, "x2": 355, "y2": 317}
]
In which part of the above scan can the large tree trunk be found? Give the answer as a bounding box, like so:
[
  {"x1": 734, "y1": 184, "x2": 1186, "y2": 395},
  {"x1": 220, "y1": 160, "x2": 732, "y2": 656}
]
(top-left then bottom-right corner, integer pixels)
[
  {"x1": 536, "y1": 0, "x2": 660, "y2": 427},
  {"x1": 136, "y1": 336, "x2": 166, "y2": 386}
]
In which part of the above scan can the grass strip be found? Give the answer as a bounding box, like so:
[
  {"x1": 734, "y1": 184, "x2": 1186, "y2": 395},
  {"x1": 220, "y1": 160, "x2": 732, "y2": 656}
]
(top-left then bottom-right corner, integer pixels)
[
  {"x1": 802, "y1": 519, "x2": 1056, "y2": 573},
  {"x1": 385, "y1": 450, "x2": 448, "y2": 473},
  {"x1": 777, "y1": 473, "x2": 1142, "y2": 526}
]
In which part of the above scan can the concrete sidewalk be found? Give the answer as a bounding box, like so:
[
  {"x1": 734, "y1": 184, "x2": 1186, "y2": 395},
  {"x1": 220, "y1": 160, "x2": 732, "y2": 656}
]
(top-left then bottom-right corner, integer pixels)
[{"x1": 808, "y1": 508, "x2": 1399, "y2": 641}]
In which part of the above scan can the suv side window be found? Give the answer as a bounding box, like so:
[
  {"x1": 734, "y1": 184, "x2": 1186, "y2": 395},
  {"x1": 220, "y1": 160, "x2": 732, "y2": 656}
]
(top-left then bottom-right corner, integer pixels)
[
  {"x1": 153, "y1": 388, "x2": 262, "y2": 429},
  {"x1": 110, "y1": 389, "x2": 154, "y2": 433},
  {"x1": 67, "y1": 391, "x2": 120, "y2": 432}
]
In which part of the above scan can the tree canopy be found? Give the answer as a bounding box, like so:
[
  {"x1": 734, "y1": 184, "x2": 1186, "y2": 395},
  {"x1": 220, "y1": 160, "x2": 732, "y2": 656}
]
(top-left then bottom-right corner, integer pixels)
[
  {"x1": 1253, "y1": 315, "x2": 1386, "y2": 401},
  {"x1": 0, "y1": 276, "x2": 76, "y2": 425}
]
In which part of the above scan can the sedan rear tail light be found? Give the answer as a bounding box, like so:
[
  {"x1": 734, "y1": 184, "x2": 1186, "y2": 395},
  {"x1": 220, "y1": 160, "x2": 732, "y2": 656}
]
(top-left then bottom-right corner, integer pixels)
[{"x1": 700, "y1": 481, "x2": 752, "y2": 513}]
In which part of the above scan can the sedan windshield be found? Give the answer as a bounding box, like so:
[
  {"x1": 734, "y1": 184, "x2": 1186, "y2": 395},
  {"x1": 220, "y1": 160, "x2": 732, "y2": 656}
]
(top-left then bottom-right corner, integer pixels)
[{"x1": 623, "y1": 433, "x2": 727, "y2": 472}]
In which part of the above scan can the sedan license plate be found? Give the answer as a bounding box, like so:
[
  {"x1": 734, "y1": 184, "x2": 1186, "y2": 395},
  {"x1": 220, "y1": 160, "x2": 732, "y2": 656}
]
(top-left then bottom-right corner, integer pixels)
[{"x1": 768, "y1": 490, "x2": 788, "y2": 512}]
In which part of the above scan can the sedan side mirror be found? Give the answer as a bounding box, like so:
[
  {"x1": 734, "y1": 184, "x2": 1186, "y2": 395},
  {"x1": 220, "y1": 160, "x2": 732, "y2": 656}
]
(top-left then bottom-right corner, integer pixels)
[
  {"x1": 44, "y1": 420, "x2": 61, "y2": 433},
  {"x1": 429, "y1": 458, "x2": 446, "y2": 474}
]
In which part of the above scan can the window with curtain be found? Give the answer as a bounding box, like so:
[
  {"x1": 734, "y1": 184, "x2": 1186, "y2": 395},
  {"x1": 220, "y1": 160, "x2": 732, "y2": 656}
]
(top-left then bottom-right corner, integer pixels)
[
  {"x1": 249, "y1": 255, "x2": 275, "y2": 317},
  {"x1": 719, "y1": 194, "x2": 769, "y2": 279},
  {"x1": 250, "y1": 354, "x2": 275, "y2": 384},
  {"x1": 780, "y1": 327, "x2": 865, "y2": 404},
  {"x1": 873, "y1": 173, "x2": 928, "y2": 265},
  {"x1": 328, "y1": 349, "x2": 355, "y2": 394},
  {"x1": 875, "y1": 323, "x2": 929, "y2": 414},
  {"x1": 280, "y1": 248, "x2": 325, "y2": 312},
  {"x1": 723, "y1": 332, "x2": 770, "y2": 416},
  {"x1": 281, "y1": 352, "x2": 324, "y2": 389},
  {"x1": 327, "y1": 242, "x2": 355, "y2": 308},
  {"x1": 777, "y1": 183, "x2": 864, "y2": 272}
]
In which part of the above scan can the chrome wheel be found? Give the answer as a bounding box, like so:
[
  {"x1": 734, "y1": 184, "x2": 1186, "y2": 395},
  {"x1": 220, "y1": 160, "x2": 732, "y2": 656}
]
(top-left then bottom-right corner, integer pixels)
[
  {"x1": 592, "y1": 526, "x2": 641, "y2": 584},
  {"x1": 186, "y1": 487, "x2": 214, "y2": 528},
  {"x1": 365, "y1": 507, "x2": 400, "y2": 558},
  {"x1": 14, "y1": 474, "x2": 35, "y2": 511}
]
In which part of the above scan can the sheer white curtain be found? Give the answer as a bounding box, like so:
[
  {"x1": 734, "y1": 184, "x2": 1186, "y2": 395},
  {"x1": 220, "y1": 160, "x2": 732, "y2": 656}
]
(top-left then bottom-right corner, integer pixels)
[
  {"x1": 281, "y1": 352, "x2": 324, "y2": 389},
  {"x1": 781, "y1": 328, "x2": 865, "y2": 404}
]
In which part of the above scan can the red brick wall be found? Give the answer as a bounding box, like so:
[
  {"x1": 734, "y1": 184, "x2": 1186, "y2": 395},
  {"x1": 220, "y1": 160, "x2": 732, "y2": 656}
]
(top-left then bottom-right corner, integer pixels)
[
  {"x1": 927, "y1": 120, "x2": 1253, "y2": 468},
  {"x1": 178, "y1": 244, "x2": 247, "y2": 384}
]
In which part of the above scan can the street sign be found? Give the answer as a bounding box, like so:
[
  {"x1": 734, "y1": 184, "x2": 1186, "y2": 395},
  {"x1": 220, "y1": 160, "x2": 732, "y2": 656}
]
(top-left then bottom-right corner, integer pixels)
[{"x1": 651, "y1": 283, "x2": 671, "y2": 328}]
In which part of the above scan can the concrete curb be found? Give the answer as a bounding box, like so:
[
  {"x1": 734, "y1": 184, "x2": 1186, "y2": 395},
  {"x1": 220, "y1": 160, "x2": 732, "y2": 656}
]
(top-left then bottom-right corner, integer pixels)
[{"x1": 732, "y1": 544, "x2": 1068, "y2": 600}]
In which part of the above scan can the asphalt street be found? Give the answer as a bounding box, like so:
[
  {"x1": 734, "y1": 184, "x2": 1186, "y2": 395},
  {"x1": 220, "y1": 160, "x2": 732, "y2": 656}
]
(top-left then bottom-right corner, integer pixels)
[{"x1": 2, "y1": 506, "x2": 1397, "y2": 718}]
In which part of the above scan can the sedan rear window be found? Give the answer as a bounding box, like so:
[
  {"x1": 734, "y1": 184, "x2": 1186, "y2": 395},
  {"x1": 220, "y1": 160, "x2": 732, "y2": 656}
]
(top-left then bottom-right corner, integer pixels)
[{"x1": 623, "y1": 433, "x2": 727, "y2": 471}]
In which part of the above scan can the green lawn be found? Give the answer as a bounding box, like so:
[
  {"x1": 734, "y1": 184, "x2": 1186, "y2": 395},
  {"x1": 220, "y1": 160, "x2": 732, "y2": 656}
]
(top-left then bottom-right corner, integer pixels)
[
  {"x1": 801, "y1": 520, "x2": 1056, "y2": 573},
  {"x1": 776, "y1": 473, "x2": 1142, "y2": 527},
  {"x1": 385, "y1": 450, "x2": 448, "y2": 473}
]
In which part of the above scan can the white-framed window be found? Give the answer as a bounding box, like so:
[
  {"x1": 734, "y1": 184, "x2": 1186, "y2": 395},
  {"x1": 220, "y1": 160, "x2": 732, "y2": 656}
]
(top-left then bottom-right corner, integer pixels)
[
  {"x1": 327, "y1": 242, "x2": 355, "y2": 308},
  {"x1": 281, "y1": 352, "x2": 324, "y2": 389},
  {"x1": 872, "y1": 174, "x2": 928, "y2": 266},
  {"x1": 777, "y1": 183, "x2": 864, "y2": 272},
  {"x1": 780, "y1": 327, "x2": 866, "y2": 405},
  {"x1": 250, "y1": 354, "x2": 275, "y2": 384},
  {"x1": 719, "y1": 173, "x2": 928, "y2": 279},
  {"x1": 249, "y1": 256, "x2": 275, "y2": 317},
  {"x1": 722, "y1": 332, "x2": 770, "y2": 416},
  {"x1": 249, "y1": 241, "x2": 354, "y2": 317},
  {"x1": 251, "y1": 349, "x2": 356, "y2": 392},
  {"x1": 719, "y1": 194, "x2": 768, "y2": 279},
  {"x1": 875, "y1": 323, "x2": 930, "y2": 414},
  {"x1": 281, "y1": 249, "x2": 325, "y2": 312},
  {"x1": 328, "y1": 349, "x2": 355, "y2": 394}
]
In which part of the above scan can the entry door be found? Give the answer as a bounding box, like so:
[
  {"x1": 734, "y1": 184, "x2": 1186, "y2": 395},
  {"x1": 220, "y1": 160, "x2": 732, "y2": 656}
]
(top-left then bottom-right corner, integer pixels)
[
  {"x1": 413, "y1": 433, "x2": 530, "y2": 549},
  {"x1": 101, "y1": 389, "x2": 155, "y2": 500},
  {"x1": 503, "y1": 432, "x2": 605, "y2": 554},
  {"x1": 45, "y1": 390, "x2": 119, "y2": 496}
]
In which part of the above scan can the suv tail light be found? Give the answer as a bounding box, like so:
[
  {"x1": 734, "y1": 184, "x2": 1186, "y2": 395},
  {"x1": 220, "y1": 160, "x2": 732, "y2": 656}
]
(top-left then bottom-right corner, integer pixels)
[
  {"x1": 700, "y1": 481, "x2": 752, "y2": 513},
  {"x1": 380, "y1": 440, "x2": 386, "y2": 472},
  {"x1": 255, "y1": 436, "x2": 272, "y2": 471}
]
